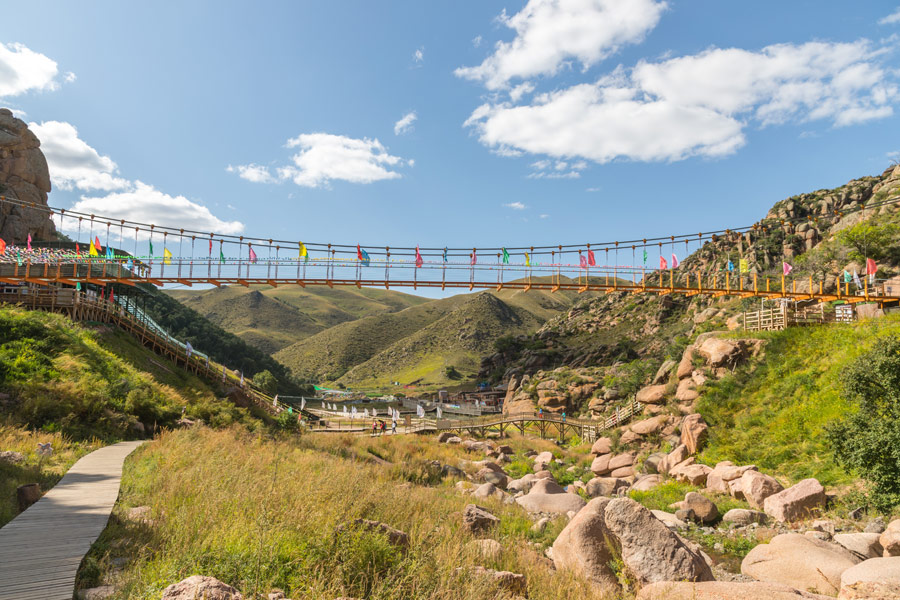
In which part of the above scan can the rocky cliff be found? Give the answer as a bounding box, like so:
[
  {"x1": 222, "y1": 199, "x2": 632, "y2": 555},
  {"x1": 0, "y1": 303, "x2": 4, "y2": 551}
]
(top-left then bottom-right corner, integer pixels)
[{"x1": 0, "y1": 108, "x2": 55, "y2": 243}]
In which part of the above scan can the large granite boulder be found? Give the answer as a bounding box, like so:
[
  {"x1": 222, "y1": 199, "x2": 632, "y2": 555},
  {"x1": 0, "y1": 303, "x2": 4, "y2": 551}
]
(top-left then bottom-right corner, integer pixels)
[
  {"x1": 833, "y1": 533, "x2": 883, "y2": 560},
  {"x1": 741, "y1": 470, "x2": 784, "y2": 509},
  {"x1": 161, "y1": 576, "x2": 242, "y2": 599},
  {"x1": 741, "y1": 533, "x2": 862, "y2": 596},
  {"x1": 550, "y1": 497, "x2": 618, "y2": 587},
  {"x1": 462, "y1": 504, "x2": 499, "y2": 533},
  {"x1": 680, "y1": 414, "x2": 708, "y2": 454},
  {"x1": 516, "y1": 479, "x2": 586, "y2": 514},
  {"x1": 882, "y1": 519, "x2": 900, "y2": 557},
  {"x1": 839, "y1": 557, "x2": 900, "y2": 599},
  {"x1": 586, "y1": 477, "x2": 628, "y2": 498},
  {"x1": 763, "y1": 478, "x2": 826, "y2": 523},
  {"x1": 637, "y1": 581, "x2": 833, "y2": 600},
  {"x1": 603, "y1": 497, "x2": 714, "y2": 585}
]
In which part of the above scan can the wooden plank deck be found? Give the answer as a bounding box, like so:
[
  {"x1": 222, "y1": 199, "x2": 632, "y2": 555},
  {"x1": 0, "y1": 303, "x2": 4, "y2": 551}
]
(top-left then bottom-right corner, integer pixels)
[{"x1": 0, "y1": 441, "x2": 144, "y2": 600}]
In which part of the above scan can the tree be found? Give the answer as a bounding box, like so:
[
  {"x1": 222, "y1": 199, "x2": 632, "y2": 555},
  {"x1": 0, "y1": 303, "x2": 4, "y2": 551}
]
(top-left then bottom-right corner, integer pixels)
[
  {"x1": 837, "y1": 222, "x2": 899, "y2": 263},
  {"x1": 253, "y1": 369, "x2": 278, "y2": 395},
  {"x1": 444, "y1": 365, "x2": 461, "y2": 380},
  {"x1": 826, "y1": 336, "x2": 900, "y2": 511}
]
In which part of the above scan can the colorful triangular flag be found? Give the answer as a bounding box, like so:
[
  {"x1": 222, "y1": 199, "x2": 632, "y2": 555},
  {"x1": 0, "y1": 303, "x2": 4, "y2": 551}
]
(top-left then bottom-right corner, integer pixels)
[
  {"x1": 659, "y1": 256, "x2": 667, "y2": 270},
  {"x1": 415, "y1": 246, "x2": 423, "y2": 268},
  {"x1": 163, "y1": 248, "x2": 172, "y2": 265},
  {"x1": 524, "y1": 252, "x2": 530, "y2": 267},
  {"x1": 299, "y1": 241, "x2": 308, "y2": 262},
  {"x1": 502, "y1": 248, "x2": 509, "y2": 264},
  {"x1": 671, "y1": 253, "x2": 679, "y2": 269},
  {"x1": 248, "y1": 245, "x2": 257, "y2": 263},
  {"x1": 470, "y1": 249, "x2": 477, "y2": 265},
  {"x1": 587, "y1": 249, "x2": 596, "y2": 266},
  {"x1": 26, "y1": 233, "x2": 31, "y2": 252},
  {"x1": 782, "y1": 262, "x2": 793, "y2": 276},
  {"x1": 579, "y1": 254, "x2": 587, "y2": 269}
]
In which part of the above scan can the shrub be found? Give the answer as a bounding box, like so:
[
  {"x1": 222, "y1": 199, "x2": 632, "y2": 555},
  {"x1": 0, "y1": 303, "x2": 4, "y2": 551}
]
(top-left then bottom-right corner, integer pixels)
[{"x1": 826, "y1": 336, "x2": 900, "y2": 511}]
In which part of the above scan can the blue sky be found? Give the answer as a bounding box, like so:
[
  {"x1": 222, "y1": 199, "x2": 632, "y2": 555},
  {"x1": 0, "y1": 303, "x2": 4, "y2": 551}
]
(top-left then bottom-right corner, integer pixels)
[{"x1": 2, "y1": 1, "x2": 900, "y2": 281}]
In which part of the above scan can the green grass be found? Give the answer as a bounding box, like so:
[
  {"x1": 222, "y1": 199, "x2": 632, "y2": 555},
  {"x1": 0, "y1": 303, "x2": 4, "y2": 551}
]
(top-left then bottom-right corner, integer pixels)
[
  {"x1": 78, "y1": 428, "x2": 605, "y2": 600},
  {"x1": 627, "y1": 480, "x2": 695, "y2": 511},
  {"x1": 697, "y1": 315, "x2": 900, "y2": 486}
]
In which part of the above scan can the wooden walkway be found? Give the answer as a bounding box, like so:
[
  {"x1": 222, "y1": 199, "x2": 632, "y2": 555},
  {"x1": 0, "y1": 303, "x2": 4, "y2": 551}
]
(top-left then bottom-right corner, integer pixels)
[{"x1": 0, "y1": 441, "x2": 144, "y2": 600}]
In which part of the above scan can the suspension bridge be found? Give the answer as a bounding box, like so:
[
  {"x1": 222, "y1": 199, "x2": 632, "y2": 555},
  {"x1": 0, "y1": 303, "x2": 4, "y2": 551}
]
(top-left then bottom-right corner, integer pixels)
[{"x1": 0, "y1": 196, "x2": 898, "y2": 303}]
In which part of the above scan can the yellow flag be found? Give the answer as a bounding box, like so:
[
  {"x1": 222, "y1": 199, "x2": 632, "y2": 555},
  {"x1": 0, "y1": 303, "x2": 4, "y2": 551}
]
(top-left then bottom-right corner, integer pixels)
[
  {"x1": 298, "y1": 242, "x2": 308, "y2": 262},
  {"x1": 89, "y1": 239, "x2": 99, "y2": 257},
  {"x1": 525, "y1": 252, "x2": 530, "y2": 267},
  {"x1": 739, "y1": 258, "x2": 749, "y2": 273},
  {"x1": 163, "y1": 248, "x2": 172, "y2": 265}
]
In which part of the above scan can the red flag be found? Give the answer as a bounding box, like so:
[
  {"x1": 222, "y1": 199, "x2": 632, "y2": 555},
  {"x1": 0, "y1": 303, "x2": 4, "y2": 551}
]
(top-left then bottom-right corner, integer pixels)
[
  {"x1": 209, "y1": 239, "x2": 213, "y2": 254},
  {"x1": 866, "y1": 258, "x2": 877, "y2": 275},
  {"x1": 357, "y1": 244, "x2": 363, "y2": 260},
  {"x1": 415, "y1": 246, "x2": 423, "y2": 268},
  {"x1": 26, "y1": 233, "x2": 32, "y2": 252},
  {"x1": 109, "y1": 288, "x2": 114, "y2": 304},
  {"x1": 0, "y1": 238, "x2": 6, "y2": 254},
  {"x1": 75, "y1": 242, "x2": 81, "y2": 256},
  {"x1": 659, "y1": 256, "x2": 668, "y2": 269},
  {"x1": 587, "y1": 249, "x2": 595, "y2": 266},
  {"x1": 95, "y1": 236, "x2": 102, "y2": 252},
  {"x1": 579, "y1": 254, "x2": 587, "y2": 269},
  {"x1": 248, "y1": 245, "x2": 258, "y2": 263},
  {"x1": 671, "y1": 253, "x2": 679, "y2": 269}
]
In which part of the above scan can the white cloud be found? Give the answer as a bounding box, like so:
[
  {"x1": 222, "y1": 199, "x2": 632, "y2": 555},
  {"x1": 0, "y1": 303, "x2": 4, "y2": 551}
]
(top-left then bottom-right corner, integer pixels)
[
  {"x1": 509, "y1": 82, "x2": 535, "y2": 102},
  {"x1": 879, "y1": 7, "x2": 900, "y2": 25},
  {"x1": 30, "y1": 121, "x2": 130, "y2": 191},
  {"x1": 226, "y1": 163, "x2": 275, "y2": 183},
  {"x1": 586, "y1": 186, "x2": 601, "y2": 192},
  {"x1": 60, "y1": 182, "x2": 244, "y2": 238},
  {"x1": 394, "y1": 111, "x2": 417, "y2": 135},
  {"x1": 504, "y1": 201, "x2": 527, "y2": 209},
  {"x1": 455, "y1": 0, "x2": 667, "y2": 90},
  {"x1": 464, "y1": 40, "x2": 899, "y2": 164},
  {"x1": 275, "y1": 133, "x2": 410, "y2": 188},
  {"x1": 472, "y1": 36, "x2": 483, "y2": 48},
  {"x1": 539, "y1": 213, "x2": 549, "y2": 218},
  {"x1": 64, "y1": 71, "x2": 76, "y2": 83},
  {"x1": 0, "y1": 42, "x2": 65, "y2": 98},
  {"x1": 413, "y1": 47, "x2": 424, "y2": 63}
]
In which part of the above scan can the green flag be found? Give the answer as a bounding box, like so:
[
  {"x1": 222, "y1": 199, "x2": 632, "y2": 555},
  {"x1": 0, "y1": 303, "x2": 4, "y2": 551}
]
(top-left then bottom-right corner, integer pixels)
[
  {"x1": 76, "y1": 282, "x2": 81, "y2": 291},
  {"x1": 502, "y1": 248, "x2": 509, "y2": 264},
  {"x1": 149, "y1": 240, "x2": 154, "y2": 256},
  {"x1": 288, "y1": 406, "x2": 293, "y2": 414},
  {"x1": 642, "y1": 249, "x2": 648, "y2": 265},
  {"x1": 16, "y1": 250, "x2": 22, "y2": 266},
  {"x1": 219, "y1": 249, "x2": 225, "y2": 264}
]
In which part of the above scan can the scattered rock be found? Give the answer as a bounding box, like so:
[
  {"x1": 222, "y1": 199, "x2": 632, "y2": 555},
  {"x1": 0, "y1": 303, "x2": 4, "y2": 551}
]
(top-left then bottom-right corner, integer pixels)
[
  {"x1": 741, "y1": 533, "x2": 862, "y2": 596},
  {"x1": 630, "y1": 474, "x2": 664, "y2": 492},
  {"x1": 631, "y1": 415, "x2": 668, "y2": 436},
  {"x1": 551, "y1": 497, "x2": 618, "y2": 587},
  {"x1": 833, "y1": 533, "x2": 884, "y2": 560},
  {"x1": 609, "y1": 466, "x2": 634, "y2": 478},
  {"x1": 590, "y1": 453, "x2": 612, "y2": 476},
  {"x1": 658, "y1": 444, "x2": 689, "y2": 475},
  {"x1": 675, "y1": 378, "x2": 699, "y2": 403},
  {"x1": 636, "y1": 385, "x2": 668, "y2": 405},
  {"x1": 467, "y1": 539, "x2": 502, "y2": 560},
  {"x1": 446, "y1": 436, "x2": 462, "y2": 444},
  {"x1": 741, "y1": 470, "x2": 784, "y2": 510},
  {"x1": 864, "y1": 517, "x2": 885, "y2": 534},
  {"x1": 497, "y1": 445, "x2": 513, "y2": 455},
  {"x1": 653, "y1": 359, "x2": 677, "y2": 385},
  {"x1": 882, "y1": 520, "x2": 900, "y2": 557},
  {"x1": 680, "y1": 414, "x2": 708, "y2": 454},
  {"x1": 76, "y1": 586, "x2": 118, "y2": 600},
  {"x1": 641, "y1": 453, "x2": 666, "y2": 475},
  {"x1": 697, "y1": 337, "x2": 742, "y2": 368},
  {"x1": 335, "y1": 519, "x2": 409, "y2": 549},
  {"x1": 462, "y1": 504, "x2": 499, "y2": 534},
  {"x1": 676, "y1": 346, "x2": 695, "y2": 380},
  {"x1": 604, "y1": 497, "x2": 714, "y2": 585},
  {"x1": 608, "y1": 453, "x2": 635, "y2": 471},
  {"x1": 672, "y1": 463, "x2": 712, "y2": 487},
  {"x1": 763, "y1": 478, "x2": 826, "y2": 523},
  {"x1": 651, "y1": 510, "x2": 686, "y2": 530},
  {"x1": 0, "y1": 450, "x2": 25, "y2": 465},
  {"x1": 675, "y1": 508, "x2": 696, "y2": 523},
  {"x1": 722, "y1": 509, "x2": 767, "y2": 526},
  {"x1": 507, "y1": 473, "x2": 537, "y2": 494},
  {"x1": 161, "y1": 576, "x2": 243, "y2": 600},
  {"x1": 839, "y1": 557, "x2": 900, "y2": 599},
  {"x1": 472, "y1": 482, "x2": 503, "y2": 500},
  {"x1": 441, "y1": 465, "x2": 465, "y2": 479},
  {"x1": 637, "y1": 581, "x2": 834, "y2": 600},
  {"x1": 516, "y1": 479, "x2": 587, "y2": 515},
  {"x1": 476, "y1": 468, "x2": 509, "y2": 489},
  {"x1": 683, "y1": 492, "x2": 718, "y2": 524},
  {"x1": 531, "y1": 517, "x2": 550, "y2": 533},
  {"x1": 586, "y1": 477, "x2": 628, "y2": 498},
  {"x1": 462, "y1": 566, "x2": 527, "y2": 595},
  {"x1": 590, "y1": 437, "x2": 613, "y2": 455},
  {"x1": 437, "y1": 432, "x2": 455, "y2": 443},
  {"x1": 534, "y1": 469, "x2": 554, "y2": 480}
]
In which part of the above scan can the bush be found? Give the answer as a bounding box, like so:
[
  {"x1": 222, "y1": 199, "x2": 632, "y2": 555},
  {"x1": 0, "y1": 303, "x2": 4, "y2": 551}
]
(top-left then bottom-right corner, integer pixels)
[{"x1": 826, "y1": 336, "x2": 900, "y2": 511}]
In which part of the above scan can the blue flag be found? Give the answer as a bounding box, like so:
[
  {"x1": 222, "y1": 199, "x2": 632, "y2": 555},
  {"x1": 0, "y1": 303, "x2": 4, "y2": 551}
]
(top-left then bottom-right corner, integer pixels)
[
  {"x1": 727, "y1": 260, "x2": 734, "y2": 272},
  {"x1": 360, "y1": 248, "x2": 370, "y2": 267},
  {"x1": 106, "y1": 246, "x2": 113, "y2": 260},
  {"x1": 443, "y1": 247, "x2": 448, "y2": 262}
]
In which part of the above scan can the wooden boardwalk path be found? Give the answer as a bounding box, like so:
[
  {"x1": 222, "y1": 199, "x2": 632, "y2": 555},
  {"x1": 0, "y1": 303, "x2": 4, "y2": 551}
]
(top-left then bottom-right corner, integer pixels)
[{"x1": 0, "y1": 441, "x2": 144, "y2": 600}]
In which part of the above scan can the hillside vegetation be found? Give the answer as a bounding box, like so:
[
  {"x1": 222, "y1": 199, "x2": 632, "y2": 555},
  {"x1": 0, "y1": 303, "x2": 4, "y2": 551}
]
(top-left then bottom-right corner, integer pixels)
[{"x1": 0, "y1": 305, "x2": 263, "y2": 441}]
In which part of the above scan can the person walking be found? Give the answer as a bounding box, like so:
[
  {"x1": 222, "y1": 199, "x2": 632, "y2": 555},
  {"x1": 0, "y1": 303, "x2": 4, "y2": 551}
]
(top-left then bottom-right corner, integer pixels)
[
  {"x1": 391, "y1": 419, "x2": 397, "y2": 435},
  {"x1": 538, "y1": 407, "x2": 543, "y2": 419},
  {"x1": 379, "y1": 420, "x2": 386, "y2": 435},
  {"x1": 561, "y1": 411, "x2": 566, "y2": 423},
  {"x1": 372, "y1": 419, "x2": 378, "y2": 436}
]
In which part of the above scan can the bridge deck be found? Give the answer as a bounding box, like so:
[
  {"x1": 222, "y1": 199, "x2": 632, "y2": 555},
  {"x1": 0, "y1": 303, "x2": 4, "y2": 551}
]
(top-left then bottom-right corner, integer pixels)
[{"x1": 0, "y1": 441, "x2": 144, "y2": 600}]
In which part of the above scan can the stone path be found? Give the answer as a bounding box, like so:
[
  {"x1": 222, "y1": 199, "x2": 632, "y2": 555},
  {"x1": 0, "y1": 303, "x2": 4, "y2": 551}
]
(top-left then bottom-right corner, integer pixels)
[{"x1": 0, "y1": 441, "x2": 145, "y2": 600}]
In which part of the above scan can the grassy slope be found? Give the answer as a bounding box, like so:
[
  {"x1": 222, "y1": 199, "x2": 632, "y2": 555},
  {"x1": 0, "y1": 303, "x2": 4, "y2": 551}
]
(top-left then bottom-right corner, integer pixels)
[
  {"x1": 0, "y1": 305, "x2": 263, "y2": 441},
  {"x1": 166, "y1": 285, "x2": 429, "y2": 353},
  {"x1": 697, "y1": 314, "x2": 900, "y2": 486},
  {"x1": 77, "y1": 428, "x2": 603, "y2": 600}
]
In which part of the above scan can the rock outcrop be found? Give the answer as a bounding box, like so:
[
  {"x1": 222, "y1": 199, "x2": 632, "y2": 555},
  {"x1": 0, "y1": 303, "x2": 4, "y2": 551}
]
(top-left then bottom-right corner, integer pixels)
[{"x1": 0, "y1": 109, "x2": 55, "y2": 244}]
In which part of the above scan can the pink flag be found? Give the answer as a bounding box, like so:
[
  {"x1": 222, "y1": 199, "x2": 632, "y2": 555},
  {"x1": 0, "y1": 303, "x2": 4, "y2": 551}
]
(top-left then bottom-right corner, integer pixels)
[
  {"x1": 659, "y1": 256, "x2": 668, "y2": 270},
  {"x1": 415, "y1": 246, "x2": 423, "y2": 268},
  {"x1": 470, "y1": 250, "x2": 477, "y2": 265},
  {"x1": 866, "y1": 258, "x2": 877, "y2": 275},
  {"x1": 26, "y1": 233, "x2": 32, "y2": 252},
  {"x1": 671, "y1": 253, "x2": 679, "y2": 269},
  {"x1": 587, "y1": 249, "x2": 596, "y2": 266},
  {"x1": 248, "y1": 245, "x2": 258, "y2": 263},
  {"x1": 579, "y1": 254, "x2": 587, "y2": 269},
  {"x1": 782, "y1": 261, "x2": 792, "y2": 276}
]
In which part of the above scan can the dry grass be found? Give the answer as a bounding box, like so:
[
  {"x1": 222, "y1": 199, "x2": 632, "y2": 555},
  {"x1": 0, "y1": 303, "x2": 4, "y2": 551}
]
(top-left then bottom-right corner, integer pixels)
[
  {"x1": 0, "y1": 424, "x2": 103, "y2": 526},
  {"x1": 82, "y1": 428, "x2": 623, "y2": 599}
]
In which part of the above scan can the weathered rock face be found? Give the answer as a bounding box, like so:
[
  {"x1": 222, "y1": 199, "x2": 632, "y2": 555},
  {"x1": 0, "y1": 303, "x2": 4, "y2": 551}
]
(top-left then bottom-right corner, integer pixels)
[
  {"x1": 680, "y1": 414, "x2": 708, "y2": 454},
  {"x1": 839, "y1": 557, "x2": 900, "y2": 599},
  {"x1": 0, "y1": 109, "x2": 55, "y2": 244},
  {"x1": 683, "y1": 492, "x2": 718, "y2": 524},
  {"x1": 741, "y1": 470, "x2": 785, "y2": 510},
  {"x1": 833, "y1": 533, "x2": 884, "y2": 560},
  {"x1": 637, "y1": 581, "x2": 834, "y2": 600},
  {"x1": 882, "y1": 520, "x2": 900, "y2": 557},
  {"x1": 516, "y1": 479, "x2": 587, "y2": 514},
  {"x1": 603, "y1": 497, "x2": 714, "y2": 585},
  {"x1": 741, "y1": 533, "x2": 862, "y2": 596},
  {"x1": 722, "y1": 508, "x2": 767, "y2": 526},
  {"x1": 462, "y1": 504, "x2": 499, "y2": 533},
  {"x1": 161, "y1": 575, "x2": 243, "y2": 600},
  {"x1": 586, "y1": 476, "x2": 629, "y2": 498},
  {"x1": 551, "y1": 497, "x2": 619, "y2": 587}
]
